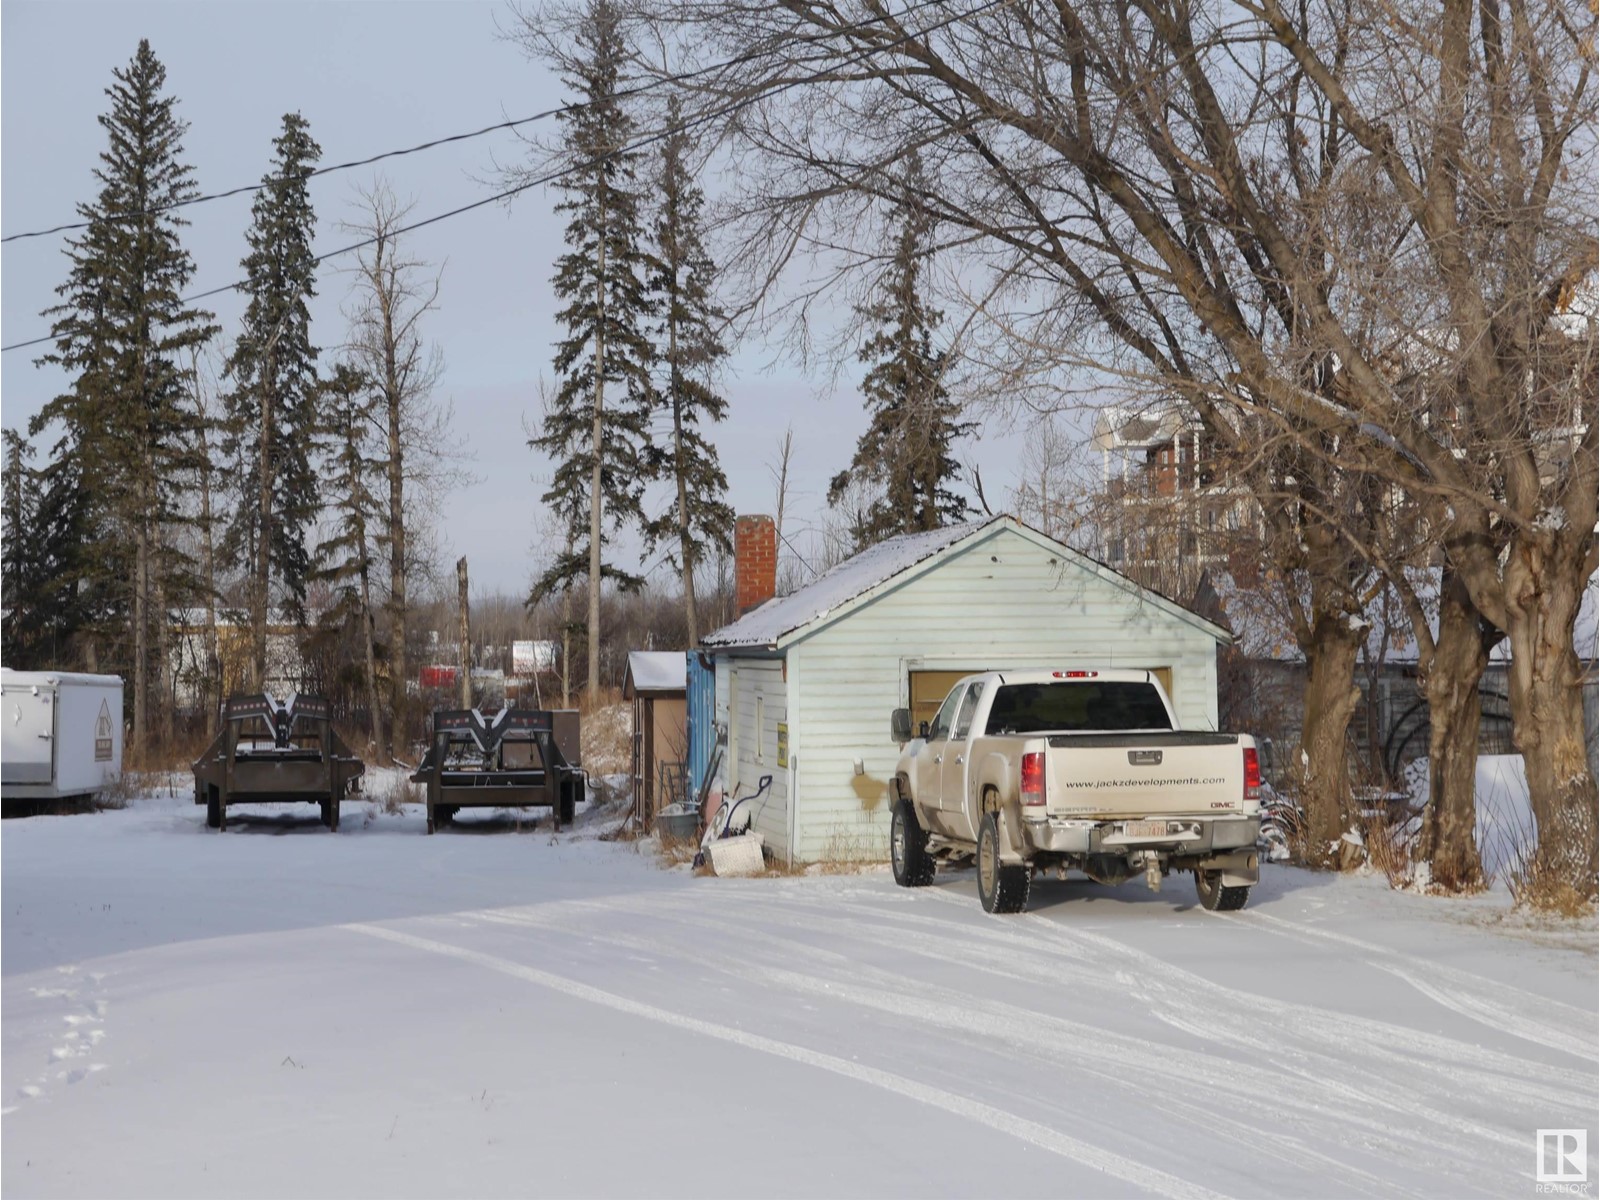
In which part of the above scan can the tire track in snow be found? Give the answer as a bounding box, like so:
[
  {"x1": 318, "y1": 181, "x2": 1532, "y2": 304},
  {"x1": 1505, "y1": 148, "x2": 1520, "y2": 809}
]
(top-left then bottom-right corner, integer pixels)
[
  {"x1": 1369, "y1": 960, "x2": 1595, "y2": 1062},
  {"x1": 910, "y1": 889, "x2": 1592, "y2": 1096},
  {"x1": 1235, "y1": 910, "x2": 1595, "y2": 1062},
  {"x1": 459, "y1": 901, "x2": 1410, "y2": 1192},
  {"x1": 456, "y1": 895, "x2": 1507, "y2": 1191},
  {"x1": 824, "y1": 887, "x2": 1588, "y2": 1175},
  {"x1": 734, "y1": 893, "x2": 1552, "y2": 1175},
  {"x1": 343, "y1": 920, "x2": 1230, "y2": 1200}
]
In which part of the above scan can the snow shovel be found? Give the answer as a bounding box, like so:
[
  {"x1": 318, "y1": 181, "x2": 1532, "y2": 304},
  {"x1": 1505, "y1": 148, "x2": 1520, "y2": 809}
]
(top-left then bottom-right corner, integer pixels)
[{"x1": 695, "y1": 774, "x2": 772, "y2": 876}]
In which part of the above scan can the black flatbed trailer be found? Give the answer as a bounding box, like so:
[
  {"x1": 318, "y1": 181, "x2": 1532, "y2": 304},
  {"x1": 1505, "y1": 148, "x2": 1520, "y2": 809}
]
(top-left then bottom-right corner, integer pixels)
[
  {"x1": 192, "y1": 693, "x2": 365, "y2": 831},
  {"x1": 410, "y1": 707, "x2": 584, "y2": 834}
]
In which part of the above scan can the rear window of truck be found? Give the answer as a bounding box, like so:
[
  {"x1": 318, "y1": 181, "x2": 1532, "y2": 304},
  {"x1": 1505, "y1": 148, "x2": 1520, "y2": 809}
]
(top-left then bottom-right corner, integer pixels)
[{"x1": 983, "y1": 682, "x2": 1174, "y2": 734}]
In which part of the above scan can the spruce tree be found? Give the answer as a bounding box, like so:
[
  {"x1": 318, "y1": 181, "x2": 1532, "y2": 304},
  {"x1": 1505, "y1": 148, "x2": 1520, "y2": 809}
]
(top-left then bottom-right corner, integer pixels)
[
  {"x1": 31, "y1": 40, "x2": 215, "y2": 741},
  {"x1": 829, "y1": 163, "x2": 973, "y2": 549},
  {"x1": 312, "y1": 363, "x2": 385, "y2": 756},
  {"x1": 224, "y1": 112, "x2": 323, "y2": 689},
  {"x1": 2, "y1": 431, "x2": 44, "y2": 662},
  {"x1": 529, "y1": 0, "x2": 656, "y2": 698},
  {"x1": 643, "y1": 99, "x2": 734, "y2": 645},
  {"x1": 3, "y1": 433, "x2": 91, "y2": 670}
]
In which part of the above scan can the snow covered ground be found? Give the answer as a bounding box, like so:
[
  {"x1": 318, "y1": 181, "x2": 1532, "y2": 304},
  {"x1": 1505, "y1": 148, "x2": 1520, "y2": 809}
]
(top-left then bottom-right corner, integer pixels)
[{"x1": 4, "y1": 783, "x2": 1596, "y2": 1199}]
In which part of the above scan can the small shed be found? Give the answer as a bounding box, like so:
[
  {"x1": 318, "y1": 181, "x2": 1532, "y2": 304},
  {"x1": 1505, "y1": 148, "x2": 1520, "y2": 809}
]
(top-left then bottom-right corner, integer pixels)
[
  {"x1": 699, "y1": 514, "x2": 1232, "y2": 863},
  {"x1": 623, "y1": 651, "x2": 688, "y2": 821}
]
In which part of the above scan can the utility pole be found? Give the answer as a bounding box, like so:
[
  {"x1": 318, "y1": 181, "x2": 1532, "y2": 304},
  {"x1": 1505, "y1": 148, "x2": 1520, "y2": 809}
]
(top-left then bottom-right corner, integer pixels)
[{"x1": 457, "y1": 556, "x2": 472, "y2": 709}]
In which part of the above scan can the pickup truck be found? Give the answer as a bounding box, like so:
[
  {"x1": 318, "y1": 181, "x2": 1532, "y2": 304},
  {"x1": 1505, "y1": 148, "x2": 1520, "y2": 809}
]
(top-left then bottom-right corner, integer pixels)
[{"x1": 889, "y1": 669, "x2": 1261, "y2": 913}]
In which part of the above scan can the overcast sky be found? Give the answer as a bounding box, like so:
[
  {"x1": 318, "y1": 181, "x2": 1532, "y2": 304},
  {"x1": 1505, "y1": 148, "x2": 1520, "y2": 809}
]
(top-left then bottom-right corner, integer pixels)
[{"x1": 1, "y1": 0, "x2": 1038, "y2": 599}]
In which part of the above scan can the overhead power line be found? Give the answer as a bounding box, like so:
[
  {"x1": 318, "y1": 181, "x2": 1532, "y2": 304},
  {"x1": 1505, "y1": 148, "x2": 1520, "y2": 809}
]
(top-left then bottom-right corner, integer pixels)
[
  {"x1": 0, "y1": 0, "x2": 956, "y2": 246},
  {"x1": 2, "y1": 0, "x2": 1003, "y2": 355}
]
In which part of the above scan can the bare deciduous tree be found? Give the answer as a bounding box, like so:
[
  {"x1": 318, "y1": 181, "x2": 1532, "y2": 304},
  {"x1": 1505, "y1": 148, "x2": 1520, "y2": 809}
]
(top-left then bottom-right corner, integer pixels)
[
  {"x1": 341, "y1": 179, "x2": 460, "y2": 756},
  {"x1": 630, "y1": 0, "x2": 1597, "y2": 900}
]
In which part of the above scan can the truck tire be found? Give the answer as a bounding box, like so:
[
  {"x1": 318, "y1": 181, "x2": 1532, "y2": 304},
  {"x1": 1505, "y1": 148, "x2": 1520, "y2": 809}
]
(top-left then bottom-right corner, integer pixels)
[
  {"x1": 206, "y1": 789, "x2": 222, "y2": 830},
  {"x1": 977, "y1": 812, "x2": 1030, "y2": 914},
  {"x1": 1195, "y1": 869, "x2": 1251, "y2": 911},
  {"x1": 890, "y1": 800, "x2": 935, "y2": 888}
]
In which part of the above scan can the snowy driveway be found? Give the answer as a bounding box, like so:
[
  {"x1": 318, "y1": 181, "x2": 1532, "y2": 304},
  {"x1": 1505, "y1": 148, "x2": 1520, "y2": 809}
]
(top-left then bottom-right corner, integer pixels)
[{"x1": 4, "y1": 792, "x2": 1596, "y2": 1199}]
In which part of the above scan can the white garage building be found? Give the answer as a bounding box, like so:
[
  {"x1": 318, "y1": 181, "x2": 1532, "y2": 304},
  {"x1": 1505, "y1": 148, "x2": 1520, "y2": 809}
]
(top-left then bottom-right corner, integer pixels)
[{"x1": 700, "y1": 514, "x2": 1232, "y2": 864}]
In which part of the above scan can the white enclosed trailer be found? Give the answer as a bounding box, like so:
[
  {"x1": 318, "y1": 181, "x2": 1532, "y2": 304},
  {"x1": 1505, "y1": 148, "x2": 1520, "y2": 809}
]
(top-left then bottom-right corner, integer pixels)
[{"x1": 1, "y1": 669, "x2": 124, "y2": 802}]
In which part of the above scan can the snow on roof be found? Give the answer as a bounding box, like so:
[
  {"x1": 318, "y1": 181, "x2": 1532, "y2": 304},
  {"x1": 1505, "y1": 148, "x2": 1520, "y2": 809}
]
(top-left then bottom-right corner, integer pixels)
[
  {"x1": 624, "y1": 651, "x2": 687, "y2": 694},
  {"x1": 702, "y1": 518, "x2": 999, "y2": 649}
]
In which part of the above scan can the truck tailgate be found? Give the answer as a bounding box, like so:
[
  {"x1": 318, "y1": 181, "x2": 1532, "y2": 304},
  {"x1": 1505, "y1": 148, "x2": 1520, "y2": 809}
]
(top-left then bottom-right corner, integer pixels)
[{"x1": 1044, "y1": 732, "x2": 1243, "y2": 816}]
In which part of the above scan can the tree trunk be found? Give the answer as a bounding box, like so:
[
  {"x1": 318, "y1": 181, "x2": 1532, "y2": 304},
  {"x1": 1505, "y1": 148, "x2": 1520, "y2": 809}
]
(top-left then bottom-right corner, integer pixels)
[
  {"x1": 1503, "y1": 541, "x2": 1597, "y2": 905},
  {"x1": 1415, "y1": 571, "x2": 1491, "y2": 892},
  {"x1": 671, "y1": 359, "x2": 699, "y2": 644},
  {"x1": 383, "y1": 268, "x2": 408, "y2": 760},
  {"x1": 154, "y1": 549, "x2": 174, "y2": 752},
  {"x1": 253, "y1": 371, "x2": 274, "y2": 693},
  {"x1": 1295, "y1": 609, "x2": 1364, "y2": 867},
  {"x1": 457, "y1": 557, "x2": 472, "y2": 709},
  {"x1": 195, "y1": 409, "x2": 221, "y2": 734},
  {"x1": 359, "y1": 539, "x2": 385, "y2": 763},
  {"x1": 132, "y1": 519, "x2": 149, "y2": 755},
  {"x1": 588, "y1": 203, "x2": 607, "y2": 703},
  {"x1": 386, "y1": 398, "x2": 407, "y2": 758}
]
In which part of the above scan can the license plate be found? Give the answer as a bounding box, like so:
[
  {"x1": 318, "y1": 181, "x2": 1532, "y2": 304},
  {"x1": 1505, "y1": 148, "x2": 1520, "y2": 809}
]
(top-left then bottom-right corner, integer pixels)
[{"x1": 1124, "y1": 820, "x2": 1168, "y2": 838}]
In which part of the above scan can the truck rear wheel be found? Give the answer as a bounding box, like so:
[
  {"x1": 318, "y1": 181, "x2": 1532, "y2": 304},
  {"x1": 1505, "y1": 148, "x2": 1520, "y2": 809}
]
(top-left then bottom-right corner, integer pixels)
[
  {"x1": 1195, "y1": 869, "x2": 1250, "y2": 911},
  {"x1": 890, "y1": 800, "x2": 935, "y2": 887},
  {"x1": 977, "y1": 812, "x2": 1031, "y2": 914}
]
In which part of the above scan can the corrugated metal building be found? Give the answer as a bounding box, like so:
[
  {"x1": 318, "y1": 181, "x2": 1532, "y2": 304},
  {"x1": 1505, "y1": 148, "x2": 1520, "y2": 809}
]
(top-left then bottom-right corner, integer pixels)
[{"x1": 700, "y1": 514, "x2": 1231, "y2": 863}]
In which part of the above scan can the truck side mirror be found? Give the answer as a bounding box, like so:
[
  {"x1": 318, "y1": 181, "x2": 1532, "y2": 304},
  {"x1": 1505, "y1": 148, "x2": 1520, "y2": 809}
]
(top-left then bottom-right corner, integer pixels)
[{"x1": 890, "y1": 708, "x2": 913, "y2": 744}]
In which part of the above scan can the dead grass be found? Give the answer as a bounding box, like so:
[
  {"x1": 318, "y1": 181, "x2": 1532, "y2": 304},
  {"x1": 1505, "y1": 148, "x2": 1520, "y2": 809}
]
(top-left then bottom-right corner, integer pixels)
[
  {"x1": 122, "y1": 727, "x2": 212, "y2": 774},
  {"x1": 1355, "y1": 807, "x2": 1416, "y2": 889},
  {"x1": 579, "y1": 697, "x2": 632, "y2": 780},
  {"x1": 367, "y1": 769, "x2": 420, "y2": 815},
  {"x1": 805, "y1": 824, "x2": 888, "y2": 875},
  {"x1": 655, "y1": 838, "x2": 700, "y2": 867},
  {"x1": 92, "y1": 770, "x2": 141, "y2": 810},
  {"x1": 1509, "y1": 865, "x2": 1598, "y2": 918}
]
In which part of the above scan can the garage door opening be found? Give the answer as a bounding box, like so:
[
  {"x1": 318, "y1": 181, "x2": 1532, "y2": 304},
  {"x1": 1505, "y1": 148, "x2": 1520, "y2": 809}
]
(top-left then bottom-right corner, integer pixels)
[{"x1": 909, "y1": 666, "x2": 1175, "y2": 733}]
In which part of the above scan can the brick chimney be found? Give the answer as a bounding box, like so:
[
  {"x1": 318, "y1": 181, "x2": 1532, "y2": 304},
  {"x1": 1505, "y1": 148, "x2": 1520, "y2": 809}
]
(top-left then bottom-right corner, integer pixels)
[{"x1": 735, "y1": 515, "x2": 777, "y2": 616}]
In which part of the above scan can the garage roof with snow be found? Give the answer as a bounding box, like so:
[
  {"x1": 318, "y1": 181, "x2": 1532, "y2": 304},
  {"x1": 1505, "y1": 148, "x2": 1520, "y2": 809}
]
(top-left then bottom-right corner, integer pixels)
[{"x1": 701, "y1": 515, "x2": 1228, "y2": 651}]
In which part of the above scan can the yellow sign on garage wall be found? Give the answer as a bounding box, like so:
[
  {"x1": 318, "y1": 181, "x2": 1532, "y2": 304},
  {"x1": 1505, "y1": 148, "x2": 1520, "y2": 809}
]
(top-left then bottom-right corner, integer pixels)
[{"x1": 776, "y1": 722, "x2": 788, "y2": 768}]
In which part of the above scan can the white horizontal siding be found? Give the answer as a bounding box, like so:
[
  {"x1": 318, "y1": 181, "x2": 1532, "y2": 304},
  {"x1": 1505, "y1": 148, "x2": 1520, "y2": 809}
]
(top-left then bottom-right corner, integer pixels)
[{"x1": 787, "y1": 525, "x2": 1221, "y2": 862}]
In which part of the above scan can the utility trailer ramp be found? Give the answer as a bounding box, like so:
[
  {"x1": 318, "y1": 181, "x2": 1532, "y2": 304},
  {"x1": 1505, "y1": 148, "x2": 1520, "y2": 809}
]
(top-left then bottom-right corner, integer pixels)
[
  {"x1": 410, "y1": 708, "x2": 584, "y2": 834},
  {"x1": 192, "y1": 694, "x2": 365, "y2": 831}
]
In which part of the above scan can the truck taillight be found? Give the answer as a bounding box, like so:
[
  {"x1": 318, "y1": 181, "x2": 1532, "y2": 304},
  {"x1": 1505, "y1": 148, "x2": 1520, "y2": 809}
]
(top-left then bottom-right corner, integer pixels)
[
  {"x1": 1021, "y1": 752, "x2": 1046, "y2": 806},
  {"x1": 1243, "y1": 746, "x2": 1261, "y2": 801},
  {"x1": 1051, "y1": 670, "x2": 1098, "y2": 678}
]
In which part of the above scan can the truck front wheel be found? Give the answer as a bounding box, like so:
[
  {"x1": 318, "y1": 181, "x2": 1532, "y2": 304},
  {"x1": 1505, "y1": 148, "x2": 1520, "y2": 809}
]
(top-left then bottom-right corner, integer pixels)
[
  {"x1": 891, "y1": 800, "x2": 935, "y2": 888},
  {"x1": 1195, "y1": 869, "x2": 1251, "y2": 911},
  {"x1": 977, "y1": 812, "x2": 1031, "y2": 914}
]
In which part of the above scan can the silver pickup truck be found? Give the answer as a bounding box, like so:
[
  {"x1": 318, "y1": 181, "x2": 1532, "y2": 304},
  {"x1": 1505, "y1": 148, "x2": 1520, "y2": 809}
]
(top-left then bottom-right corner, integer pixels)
[{"x1": 889, "y1": 669, "x2": 1261, "y2": 913}]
